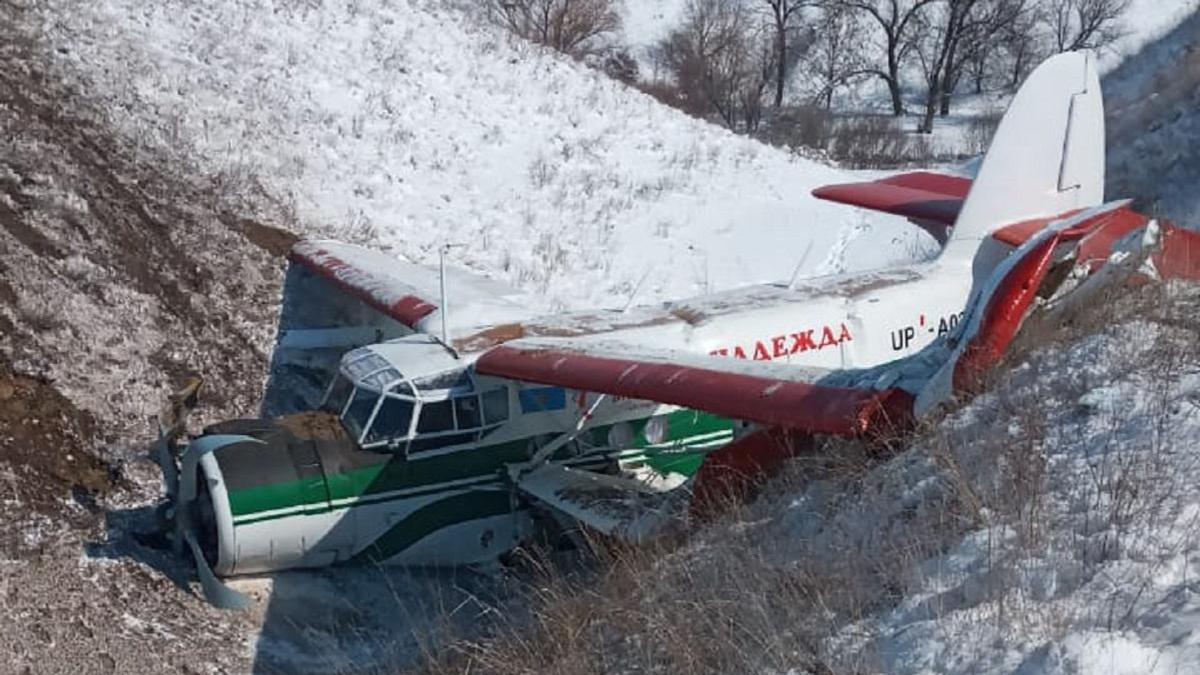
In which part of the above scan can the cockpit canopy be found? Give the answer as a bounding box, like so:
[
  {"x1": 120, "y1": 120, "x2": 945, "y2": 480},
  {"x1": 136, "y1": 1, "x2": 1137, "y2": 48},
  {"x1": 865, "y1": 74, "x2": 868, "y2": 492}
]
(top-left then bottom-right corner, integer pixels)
[{"x1": 322, "y1": 337, "x2": 510, "y2": 453}]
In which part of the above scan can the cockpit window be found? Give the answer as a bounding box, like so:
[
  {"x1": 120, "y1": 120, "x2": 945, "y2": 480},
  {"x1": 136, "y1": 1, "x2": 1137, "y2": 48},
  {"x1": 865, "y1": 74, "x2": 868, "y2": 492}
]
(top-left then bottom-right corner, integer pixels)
[
  {"x1": 342, "y1": 388, "x2": 381, "y2": 442},
  {"x1": 416, "y1": 399, "x2": 454, "y2": 434},
  {"x1": 362, "y1": 367, "x2": 402, "y2": 391},
  {"x1": 364, "y1": 396, "x2": 414, "y2": 445},
  {"x1": 324, "y1": 375, "x2": 354, "y2": 415},
  {"x1": 482, "y1": 389, "x2": 509, "y2": 425},
  {"x1": 344, "y1": 351, "x2": 390, "y2": 380},
  {"x1": 454, "y1": 396, "x2": 481, "y2": 429}
]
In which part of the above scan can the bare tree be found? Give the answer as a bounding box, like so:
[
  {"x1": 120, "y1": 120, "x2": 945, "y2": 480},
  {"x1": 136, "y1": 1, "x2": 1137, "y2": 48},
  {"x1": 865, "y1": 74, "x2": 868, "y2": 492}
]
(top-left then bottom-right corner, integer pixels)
[
  {"x1": 998, "y1": 3, "x2": 1043, "y2": 87},
  {"x1": 809, "y1": 3, "x2": 869, "y2": 108},
  {"x1": 655, "y1": 0, "x2": 775, "y2": 132},
  {"x1": 952, "y1": 0, "x2": 1031, "y2": 98},
  {"x1": 837, "y1": 0, "x2": 940, "y2": 115},
  {"x1": 761, "y1": 0, "x2": 816, "y2": 107},
  {"x1": 916, "y1": 0, "x2": 1026, "y2": 128},
  {"x1": 488, "y1": 0, "x2": 621, "y2": 58},
  {"x1": 1040, "y1": 0, "x2": 1131, "y2": 52}
]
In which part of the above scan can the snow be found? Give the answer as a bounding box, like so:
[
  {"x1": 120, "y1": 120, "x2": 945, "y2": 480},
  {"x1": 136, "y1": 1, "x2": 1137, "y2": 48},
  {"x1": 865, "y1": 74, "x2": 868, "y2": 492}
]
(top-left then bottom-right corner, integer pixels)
[
  {"x1": 31, "y1": 0, "x2": 929, "y2": 316},
  {"x1": 726, "y1": 286, "x2": 1200, "y2": 674}
]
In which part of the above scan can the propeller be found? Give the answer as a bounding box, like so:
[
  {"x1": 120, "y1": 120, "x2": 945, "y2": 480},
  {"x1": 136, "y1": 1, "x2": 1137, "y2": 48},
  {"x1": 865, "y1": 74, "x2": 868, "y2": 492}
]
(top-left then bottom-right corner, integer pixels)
[{"x1": 182, "y1": 528, "x2": 250, "y2": 610}]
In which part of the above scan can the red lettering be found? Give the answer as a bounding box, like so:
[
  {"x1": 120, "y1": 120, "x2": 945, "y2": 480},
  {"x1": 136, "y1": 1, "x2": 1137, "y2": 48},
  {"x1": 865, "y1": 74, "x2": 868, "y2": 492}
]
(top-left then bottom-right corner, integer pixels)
[
  {"x1": 818, "y1": 326, "x2": 837, "y2": 349},
  {"x1": 753, "y1": 341, "x2": 771, "y2": 361},
  {"x1": 839, "y1": 323, "x2": 853, "y2": 343},
  {"x1": 733, "y1": 345, "x2": 748, "y2": 359},
  {"x1": 771, "y1": 335, "x2": 787, "y2": 358},
  {"x1": 790, "y1": 330, "x2": 816, "y2": 353},
  {"x1": 709, "y1": 348, "x2": 729, "y2": 357}
]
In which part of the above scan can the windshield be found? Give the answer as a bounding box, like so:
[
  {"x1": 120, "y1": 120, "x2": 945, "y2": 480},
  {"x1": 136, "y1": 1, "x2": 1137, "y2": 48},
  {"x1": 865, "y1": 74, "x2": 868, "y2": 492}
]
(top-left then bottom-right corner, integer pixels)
[
  {"x1": 364, "y1": 396, "x2": 415, "y2": 445},
  {"x1": 324, "y1": 374, "x2": 354, "y2": 414},
  {"x1": 341, "y1": 388, "x2": 381, "y2": 442}
]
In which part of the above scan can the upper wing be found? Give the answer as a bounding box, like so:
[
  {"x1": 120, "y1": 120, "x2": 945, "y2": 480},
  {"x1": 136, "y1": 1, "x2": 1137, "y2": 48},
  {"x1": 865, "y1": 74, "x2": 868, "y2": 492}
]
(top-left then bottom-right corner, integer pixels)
[
  {"x1": 290, "y1": 240, "x2": 533, "y2": 331},
  {"x1": 812, "y1": 171, "x2": 972, "y2": 229}
]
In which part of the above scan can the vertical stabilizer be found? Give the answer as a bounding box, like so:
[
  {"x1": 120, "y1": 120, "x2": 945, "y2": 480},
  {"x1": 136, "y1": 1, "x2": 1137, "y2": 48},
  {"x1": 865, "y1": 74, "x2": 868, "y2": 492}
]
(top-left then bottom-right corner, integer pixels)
[{"x1": 940, "y1": 51, "x2": 1104, "y2": 263}]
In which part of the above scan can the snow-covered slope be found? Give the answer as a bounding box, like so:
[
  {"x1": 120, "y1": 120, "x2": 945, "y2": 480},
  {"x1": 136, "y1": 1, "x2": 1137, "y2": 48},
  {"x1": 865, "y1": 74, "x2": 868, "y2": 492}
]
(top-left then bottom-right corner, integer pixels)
[
  {"x1": 1105, "y1": 9, "x2": 1200, "y2": 225},
  {"x1": 30, "y1": 0, "x2": 928, "y2": 314},
  {"x1": 723, "y1": 286, "x2": 1200, "y2": 674}
]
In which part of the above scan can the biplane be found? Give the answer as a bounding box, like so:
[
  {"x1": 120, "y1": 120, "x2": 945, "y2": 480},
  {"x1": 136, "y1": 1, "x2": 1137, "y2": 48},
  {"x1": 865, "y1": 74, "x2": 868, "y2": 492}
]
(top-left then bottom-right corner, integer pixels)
[{"x1": 154, "y1": 51, "x2": 1200, "y2": 608}]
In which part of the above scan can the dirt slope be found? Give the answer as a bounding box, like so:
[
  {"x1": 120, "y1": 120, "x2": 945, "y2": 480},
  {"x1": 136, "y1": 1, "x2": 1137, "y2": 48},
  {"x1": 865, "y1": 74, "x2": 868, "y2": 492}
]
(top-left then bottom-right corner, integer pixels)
[{"x1": 0, "y1": 6, "x2": 299, "y2": 672}]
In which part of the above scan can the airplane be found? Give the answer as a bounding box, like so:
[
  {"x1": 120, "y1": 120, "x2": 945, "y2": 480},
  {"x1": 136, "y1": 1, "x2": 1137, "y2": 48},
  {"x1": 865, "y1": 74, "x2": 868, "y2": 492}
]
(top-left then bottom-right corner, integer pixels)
[{"x1": 152, "y1": 51, "x2": 1200, "y2": 609}]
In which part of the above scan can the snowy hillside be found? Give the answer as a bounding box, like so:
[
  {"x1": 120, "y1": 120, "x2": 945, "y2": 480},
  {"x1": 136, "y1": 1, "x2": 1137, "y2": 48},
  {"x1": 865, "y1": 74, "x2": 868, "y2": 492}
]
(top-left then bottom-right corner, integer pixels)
[
  {"x1": 1104, "y1": 9, "x2": 1200, "y2": 226},
  {"x1": 30, "y1": 0, "x2": 928, "y2": 314}
]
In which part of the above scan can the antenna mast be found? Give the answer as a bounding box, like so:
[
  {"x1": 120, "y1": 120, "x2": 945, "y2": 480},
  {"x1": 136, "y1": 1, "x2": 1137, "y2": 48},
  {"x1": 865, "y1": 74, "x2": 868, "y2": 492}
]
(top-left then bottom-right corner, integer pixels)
[{"x1": 439, "y1": 244, "x2": 450, "y2": 345}]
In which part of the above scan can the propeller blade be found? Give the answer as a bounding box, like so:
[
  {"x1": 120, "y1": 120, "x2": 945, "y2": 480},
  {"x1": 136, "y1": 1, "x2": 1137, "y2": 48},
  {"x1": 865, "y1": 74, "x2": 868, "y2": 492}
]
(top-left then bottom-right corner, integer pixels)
[
  {"x1": 182, "y1": 528, "x2": 250, "y2": 611},
  {"x1": 156, "y1": 433, "x2": 180, "y2": 502}
]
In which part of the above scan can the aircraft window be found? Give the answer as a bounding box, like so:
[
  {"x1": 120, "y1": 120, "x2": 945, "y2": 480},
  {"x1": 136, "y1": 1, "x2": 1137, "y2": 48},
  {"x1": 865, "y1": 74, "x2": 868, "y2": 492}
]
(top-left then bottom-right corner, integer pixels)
[
  {"x1": 454, "y1": 396, "x2": 482, "y2": 430},
  {"x1": 482, "y1": 389, "x2": 509, "y2": 425},
  {"x1": 364, "y1": 396, "x2": 414, "y2": 444},
  {"x1": 342, "y1": 388, "x2": 381, "y2": 442},
  {"x1": 417, "y1": 399, "x2": 454, "y2": 434},
  {"x1": 324, "y1": 375, "x2": 354, "y2": 414},
  {"x1": 345, "y1": 352, "x2": 390, "y2": 380},
  {"x1": 409, "y1": 431, "x2": 479, "y2": 453},
  {"x1": 362, "y1": 367, "x2": 402, "y2": 391}
]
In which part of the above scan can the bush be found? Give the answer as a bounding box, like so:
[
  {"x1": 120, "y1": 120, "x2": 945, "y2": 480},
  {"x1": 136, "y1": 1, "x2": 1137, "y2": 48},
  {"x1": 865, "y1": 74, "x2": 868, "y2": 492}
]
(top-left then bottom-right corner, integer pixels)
[
  {"x1": 486, "y1": 0, "x2": 620, "y2": 59},
  {"x1": 757, "y1": 105, "x2": 833, "y2": 152},
  {"x1": 825, "y1": 114, "x2": 932, "y2": 169},
  {"x1": 599, "y1": 48, "x2": 639, "y2": 85}
]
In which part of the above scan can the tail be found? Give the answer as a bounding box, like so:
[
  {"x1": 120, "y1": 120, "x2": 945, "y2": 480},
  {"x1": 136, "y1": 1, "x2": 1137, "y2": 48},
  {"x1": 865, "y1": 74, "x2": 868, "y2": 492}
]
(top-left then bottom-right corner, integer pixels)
[{"x1": 940, "y1": 50, "x2": 1104, "y2": 264}]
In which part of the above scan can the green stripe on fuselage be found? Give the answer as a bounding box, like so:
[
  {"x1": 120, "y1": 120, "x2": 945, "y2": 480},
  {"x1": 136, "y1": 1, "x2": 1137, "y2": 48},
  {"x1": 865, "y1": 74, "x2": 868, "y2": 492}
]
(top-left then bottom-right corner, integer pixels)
[
  {"x1": 350, "y1": 489, "x2": 513, "y2": 564},
  {"x1": 225, "y1": 410, "x2": 735, "y2": 523}
]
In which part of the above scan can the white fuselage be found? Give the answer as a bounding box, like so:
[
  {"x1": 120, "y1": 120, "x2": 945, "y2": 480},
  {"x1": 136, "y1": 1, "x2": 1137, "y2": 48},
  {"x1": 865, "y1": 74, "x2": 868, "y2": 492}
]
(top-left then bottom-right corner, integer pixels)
[{"x1": 537, "y1": 260, "x2": 978, "y2": 373}]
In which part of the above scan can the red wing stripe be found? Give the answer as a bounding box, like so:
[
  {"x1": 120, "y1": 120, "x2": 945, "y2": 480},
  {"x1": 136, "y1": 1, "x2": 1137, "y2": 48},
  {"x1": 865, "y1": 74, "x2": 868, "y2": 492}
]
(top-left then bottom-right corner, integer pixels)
[
  {"x1": 812, "y1": 171, "x2": 971, "y2": 226},
  {"x1": 879, "y1": 171, "x2": 972, "y2": 197},
  {"x1": 477, "y1": 345, "x2": 898, "y2": 435},
  {"x1": 289, "y1": 246, "x2": 437, "y2": 328}
]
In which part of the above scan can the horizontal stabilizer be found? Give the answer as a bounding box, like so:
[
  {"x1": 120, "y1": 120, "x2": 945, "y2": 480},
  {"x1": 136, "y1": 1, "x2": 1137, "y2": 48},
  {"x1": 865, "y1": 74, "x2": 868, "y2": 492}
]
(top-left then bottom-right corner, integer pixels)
[
  {"x1": 516, "y1": 463, "x2": 682, "y2": 542},
  {"x1": 812, "y1": 171, "x2": 971, "y2": 227}
]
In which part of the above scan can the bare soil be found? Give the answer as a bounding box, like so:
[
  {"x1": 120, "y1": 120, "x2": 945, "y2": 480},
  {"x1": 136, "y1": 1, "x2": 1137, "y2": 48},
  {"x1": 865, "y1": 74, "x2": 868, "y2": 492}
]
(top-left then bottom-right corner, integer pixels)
[{"x1": 0, "y1": 4, "x2": 300, "y2": 672}]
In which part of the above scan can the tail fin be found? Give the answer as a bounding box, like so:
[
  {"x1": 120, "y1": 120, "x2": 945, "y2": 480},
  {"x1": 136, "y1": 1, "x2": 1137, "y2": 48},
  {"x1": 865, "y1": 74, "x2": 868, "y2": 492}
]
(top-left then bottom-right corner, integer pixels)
[{"x1": 940, "y1": 50, "x2": 1104, "y2": 264}]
